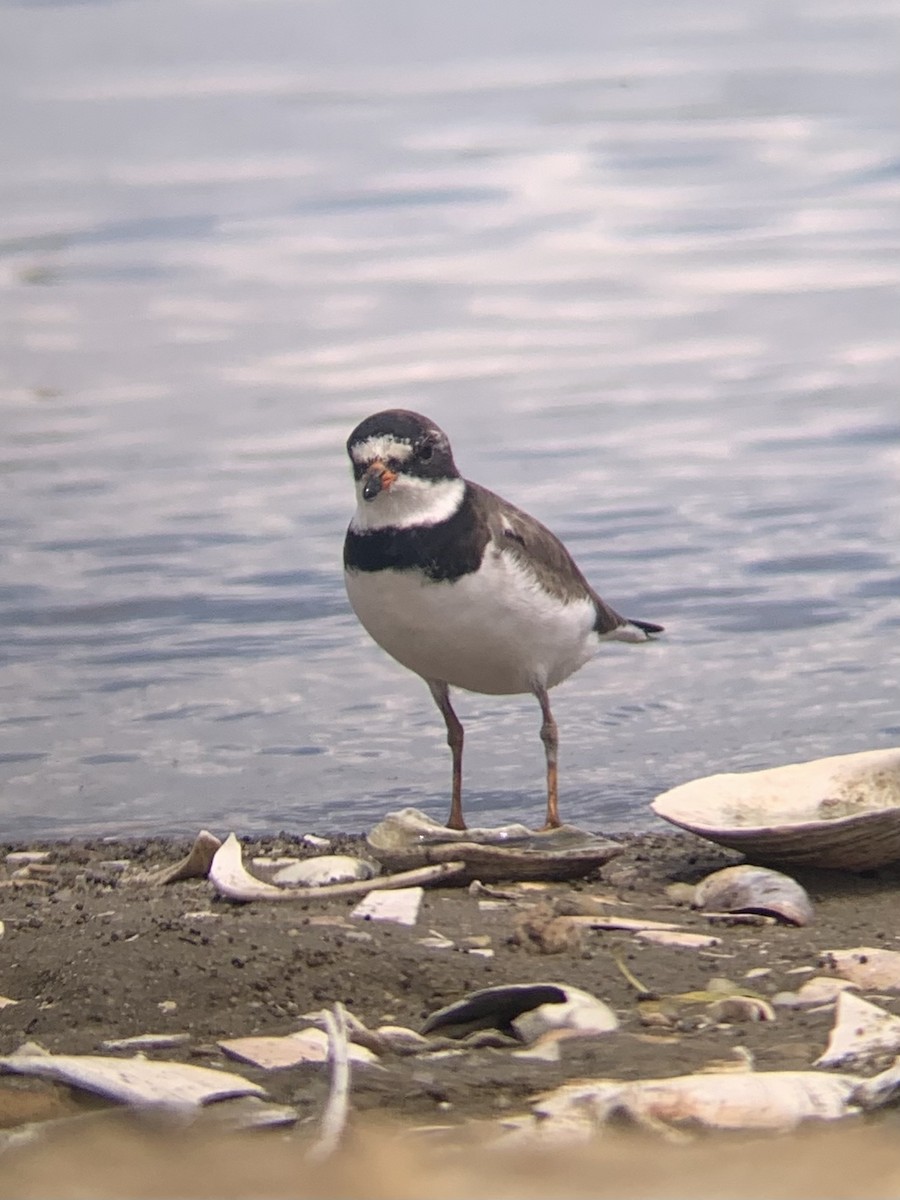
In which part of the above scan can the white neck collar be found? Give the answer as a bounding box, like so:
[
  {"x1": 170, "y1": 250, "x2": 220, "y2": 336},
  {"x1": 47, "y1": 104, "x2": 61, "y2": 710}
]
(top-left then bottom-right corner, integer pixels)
[{"x1": 350, "y1": 475, "x2": 465, "y2": 532}]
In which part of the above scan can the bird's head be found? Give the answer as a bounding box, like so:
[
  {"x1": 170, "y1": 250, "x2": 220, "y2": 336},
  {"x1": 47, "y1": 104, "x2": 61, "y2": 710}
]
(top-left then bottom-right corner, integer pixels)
[{"x1": 346, "y1": 409, "x2": 463, "y2": 530}]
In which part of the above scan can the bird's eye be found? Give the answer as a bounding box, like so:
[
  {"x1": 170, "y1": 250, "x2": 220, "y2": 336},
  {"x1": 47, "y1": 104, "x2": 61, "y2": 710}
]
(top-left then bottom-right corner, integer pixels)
[
  {"x1": 418, "y1": 441, "x2": 434, "y2": 462},
  {"x1": 387, "y1": 457, "x2": 401, "y2": 471}
]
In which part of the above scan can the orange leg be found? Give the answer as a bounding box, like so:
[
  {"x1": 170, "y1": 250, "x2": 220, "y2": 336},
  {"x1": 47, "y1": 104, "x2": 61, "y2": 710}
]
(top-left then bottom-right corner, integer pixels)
[
  {"x1": 534, "y1": 684, "x2": 561, "y2": 829},
  {"x1": 427, "y1": 680, "x2": 466, "y2": 830}
]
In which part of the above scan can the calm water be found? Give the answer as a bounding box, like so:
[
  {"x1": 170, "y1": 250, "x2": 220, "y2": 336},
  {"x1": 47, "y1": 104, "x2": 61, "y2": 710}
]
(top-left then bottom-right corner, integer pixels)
[{"x1": 1, "y1": 0, "x2": 898, "y2": 838}]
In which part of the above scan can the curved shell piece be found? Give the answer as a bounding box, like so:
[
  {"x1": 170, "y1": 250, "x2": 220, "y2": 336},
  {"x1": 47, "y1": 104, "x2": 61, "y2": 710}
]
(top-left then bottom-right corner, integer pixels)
[
  {"x1": 652, "y1": 748, "x2": 900, "y2": 870},
  {"x1": 693, "y1": 865, "x2": 814, "y2": 926},
  {"x1": 0, "y1": 1052, "x2": 265, "y2": 1109},
  {"x1": 209, "y1": 834, "x2": 463, "y2": 902},
  {"x1": 422, "y1": 982, "x2": 617, "y2": 1044},
  {"x1": 707, "y1": 995, "x2": 776, "y2": 1023}
]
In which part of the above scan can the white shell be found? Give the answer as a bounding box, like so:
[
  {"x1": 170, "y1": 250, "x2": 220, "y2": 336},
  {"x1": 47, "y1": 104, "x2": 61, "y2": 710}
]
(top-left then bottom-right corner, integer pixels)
[
  {"x1": 209, "y1": 833, "x2": 461, "y2": 902},
  {"x1": 530, "y1": 1070, "x2": 861, "y2": 1136},
  {"x1": 99, "y1": 1034, "x2": 191, "y2": 1052},
  {"x1": 634, "y1": 930, "x2": 722, "y2": 950},
  {"x1": 272, "y1": 856, "x2": 376, "y2": 887},
  {"x1": 820, "y1": 946, "x2": 900, "y2": 992},
  {"x1": 773, "y1": 976, "x2": 858, "y2": 1009},
  {"x1": 373, "y1": 1026, "x2": 431, "y2": 1054},
  {"x1": 693, "y1": 865, "x2": 814, "y2": 926},
  {"x1": 816, "y1": 992, "x2": 900, "y2": 1070},
  {"x1": 512, "y1": 986, "x2": 618, "y2": 1043},
  {"x1": 652, "y1": 748, "x2": 900, "y2": 869},
  {"x1": 422, "y1": 983, "x2": 617, "y2": 1045},
  {"x1": 0, "y1": 1052, "x2": 265, "y2": 1109},
  {"x1": 350, "y1": 886, "x2": 423, "y2": 926},
  {"x1": 707, "y1": 996, "x2": 776, "y2": 1023},
  {"x1": 218, "y1": 1030, "x2": 378, "y2": 1070},
  {"x1": 155, "y1": 830, "x2": 222, "y2": 884}
]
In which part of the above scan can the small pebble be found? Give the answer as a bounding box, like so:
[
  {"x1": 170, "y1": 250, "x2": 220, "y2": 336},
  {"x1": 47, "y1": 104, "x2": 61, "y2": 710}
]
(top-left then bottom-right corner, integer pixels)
[
  {"x1": 665, "y1": 882, "x2": 697, "y2": 904},
  {"x1": 461, "y1": 935, "x2": 492, "y2": 950}
]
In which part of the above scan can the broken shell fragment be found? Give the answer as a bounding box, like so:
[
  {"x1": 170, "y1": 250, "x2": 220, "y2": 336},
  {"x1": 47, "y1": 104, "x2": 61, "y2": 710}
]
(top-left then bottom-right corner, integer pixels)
[
  {"x1": 0, "y1": 1053, "x2": 265, "y2": 1109},
  {"x1": 819, "y1": 947, "x2": 900, "y2": 992},
  {"x1": 815, "y1": 992, "x2": 900, "y2": 1070},
  {"x1": 527, "y1": 1070, "x2": 861, "y2": 1139},
  {"x1": 373, "y1": 1026, "x2": 431, "y2": 1055},
  {"x1": 218, "y1": 1029, "x2": 379, "y2": 1070},
  {"x1": 773, "y1": 976, "x2": 858, "y2": 1010},
  {"x1": 366, "y1": 807, "x2": 622, "y2": 883},
  {"x1": 272, "y1": 855, "x2": 377, "y2": 887},
  {"x1": 635, "y1": 930, "x2": 723, "y2": 950},
  {"x1": 155, "y1": 830, "x2": 222, "y2": 884},
  {"x1": 418, "y1": 930, "x2": 455, "y2": 950},
  {"x1": 693, "y1": 865, "x2": 813, "y2": 926},
  {"x1": 422, "y1": 983, "x2": 617, "y2": 1044},
  {"x1": 99, "y1": 1034, "x2": 191, "y2": 1052},
  {"x1": 351, "y1": 886, "x2": 423, "y2": 926},
  {"x1": 651, "y1": 748, "x2": 900, "y2": 869},
  {"x1": 707, "y1": 995, "x2": 776, "y2": 1023}
]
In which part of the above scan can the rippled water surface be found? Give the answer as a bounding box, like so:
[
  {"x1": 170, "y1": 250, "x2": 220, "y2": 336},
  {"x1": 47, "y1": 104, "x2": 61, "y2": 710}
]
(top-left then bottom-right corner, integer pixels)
[{"x1": 1, "y1": 0, "x2": 898, "y2": 837}]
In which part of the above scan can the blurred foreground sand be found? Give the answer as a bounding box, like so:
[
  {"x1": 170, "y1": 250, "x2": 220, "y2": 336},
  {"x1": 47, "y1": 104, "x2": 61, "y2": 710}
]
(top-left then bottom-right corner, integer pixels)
[{"x1": 2, "y1": 1116, "x2": 900, "y2": 1200}]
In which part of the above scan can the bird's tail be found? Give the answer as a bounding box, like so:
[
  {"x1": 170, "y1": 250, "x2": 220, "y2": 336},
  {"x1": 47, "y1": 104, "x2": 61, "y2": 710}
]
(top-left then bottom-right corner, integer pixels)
[
  {"x1": 604, "y1": 616, "x2": 664, "y2": 644},
  {"x1": 629, "y1": 617, "x2": 664, "y2": 637}
]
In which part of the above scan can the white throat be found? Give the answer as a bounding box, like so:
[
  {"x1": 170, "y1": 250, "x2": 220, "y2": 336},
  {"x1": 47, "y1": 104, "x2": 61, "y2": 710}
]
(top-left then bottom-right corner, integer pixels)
[{"x1": 350, "y1": 475, "x2": 465, "y2": 532}]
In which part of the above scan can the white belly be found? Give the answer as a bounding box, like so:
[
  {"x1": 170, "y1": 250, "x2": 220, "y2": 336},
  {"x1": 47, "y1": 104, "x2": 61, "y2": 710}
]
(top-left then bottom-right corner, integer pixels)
[{"x1": 344, "y1": 551, "x2": 597, "y2": 695}]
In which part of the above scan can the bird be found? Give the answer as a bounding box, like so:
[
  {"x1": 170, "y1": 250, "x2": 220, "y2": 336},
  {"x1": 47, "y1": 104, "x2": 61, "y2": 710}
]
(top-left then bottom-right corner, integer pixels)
[{"x1": 342, "y1": 409, "x2": 663, "y2": 832}]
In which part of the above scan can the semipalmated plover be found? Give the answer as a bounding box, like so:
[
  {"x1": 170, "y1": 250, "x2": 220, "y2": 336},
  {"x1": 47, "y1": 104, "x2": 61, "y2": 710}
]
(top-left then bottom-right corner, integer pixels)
[{"x1": 343, "y1": 409, "x2": 663, "y2": 831}]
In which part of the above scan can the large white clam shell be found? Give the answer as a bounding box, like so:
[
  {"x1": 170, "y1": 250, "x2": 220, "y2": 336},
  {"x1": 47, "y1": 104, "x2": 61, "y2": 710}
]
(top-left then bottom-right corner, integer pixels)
[{"x1": 651, "y1": 748, "x2": 900, "y2": 869}]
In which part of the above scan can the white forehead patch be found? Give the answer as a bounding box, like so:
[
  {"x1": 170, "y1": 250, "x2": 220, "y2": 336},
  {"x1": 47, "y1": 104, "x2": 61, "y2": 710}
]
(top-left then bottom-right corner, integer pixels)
[{"x1": 350, "y1": 435, "x2": 415, "y2": 466}]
